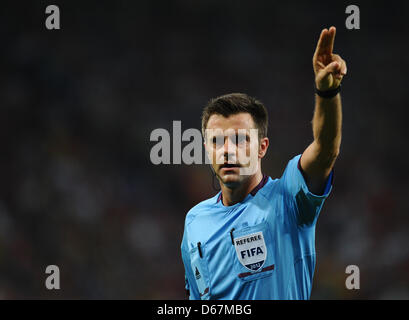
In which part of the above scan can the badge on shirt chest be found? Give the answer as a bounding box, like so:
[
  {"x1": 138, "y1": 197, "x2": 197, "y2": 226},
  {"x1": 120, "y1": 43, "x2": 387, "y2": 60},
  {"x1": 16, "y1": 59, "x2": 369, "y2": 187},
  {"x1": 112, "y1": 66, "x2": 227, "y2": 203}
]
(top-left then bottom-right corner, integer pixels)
[{"x1": 233, "y1": 231, "x2": 267, "y2": 272}]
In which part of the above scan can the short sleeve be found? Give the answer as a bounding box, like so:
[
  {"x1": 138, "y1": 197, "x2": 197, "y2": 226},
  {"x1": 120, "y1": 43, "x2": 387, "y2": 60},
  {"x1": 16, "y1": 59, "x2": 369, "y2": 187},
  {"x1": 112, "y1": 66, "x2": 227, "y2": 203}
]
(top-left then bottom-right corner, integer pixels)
[{"x1": 280, "y1": 154, "x2": 333, "y2": 227}]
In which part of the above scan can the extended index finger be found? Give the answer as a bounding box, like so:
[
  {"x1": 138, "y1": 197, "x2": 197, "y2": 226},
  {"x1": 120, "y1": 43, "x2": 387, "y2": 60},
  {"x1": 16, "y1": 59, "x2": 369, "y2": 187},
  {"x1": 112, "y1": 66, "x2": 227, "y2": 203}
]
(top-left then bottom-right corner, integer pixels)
[{"x1": 314, "y1": 26, "x2": 336, "y2": 56}]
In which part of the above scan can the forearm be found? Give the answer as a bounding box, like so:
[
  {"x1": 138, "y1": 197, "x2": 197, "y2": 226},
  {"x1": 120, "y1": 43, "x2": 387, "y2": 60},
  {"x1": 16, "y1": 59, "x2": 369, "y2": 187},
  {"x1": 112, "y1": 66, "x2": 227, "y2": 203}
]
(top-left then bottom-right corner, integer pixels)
[{"x1": 312, "y1": 93, "x2": 342, "y2": 158}]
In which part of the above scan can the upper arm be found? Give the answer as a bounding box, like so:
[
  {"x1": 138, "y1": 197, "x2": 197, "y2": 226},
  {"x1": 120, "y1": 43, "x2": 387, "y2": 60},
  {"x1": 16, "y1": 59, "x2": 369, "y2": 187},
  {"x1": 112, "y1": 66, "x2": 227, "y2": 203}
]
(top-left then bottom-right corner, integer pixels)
[
  {"x1": 280, "y1": 154, "x2": 333, "y2": 227},
  {"x1": 300, "y1": 141, "x2": 338, "y2": 195}
]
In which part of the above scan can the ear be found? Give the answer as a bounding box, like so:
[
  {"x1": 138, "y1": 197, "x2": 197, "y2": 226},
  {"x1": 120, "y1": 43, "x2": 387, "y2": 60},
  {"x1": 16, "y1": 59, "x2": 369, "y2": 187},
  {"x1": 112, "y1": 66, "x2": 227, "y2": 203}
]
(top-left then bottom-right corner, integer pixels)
[{"x1": 258, "y1": 137, "x2": 269, "y2": 159}]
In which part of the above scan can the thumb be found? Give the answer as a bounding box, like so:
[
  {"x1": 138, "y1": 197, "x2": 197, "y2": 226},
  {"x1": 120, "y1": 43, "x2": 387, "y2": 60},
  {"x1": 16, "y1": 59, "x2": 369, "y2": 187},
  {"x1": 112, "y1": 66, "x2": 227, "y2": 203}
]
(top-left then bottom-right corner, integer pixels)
[
  {"x1": 316, "y1": 61, "x2": 342, "y2": 90},
  {"x1": 324, "y1": 61, "x2": 341, "y2": 75}
]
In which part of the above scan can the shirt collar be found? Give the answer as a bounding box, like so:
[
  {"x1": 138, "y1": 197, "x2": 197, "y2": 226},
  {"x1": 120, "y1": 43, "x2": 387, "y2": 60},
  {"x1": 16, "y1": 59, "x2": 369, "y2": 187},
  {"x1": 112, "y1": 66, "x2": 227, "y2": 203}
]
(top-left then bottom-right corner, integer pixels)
[{"x1": 217, "y1": 174, "x2": 269, "y2": 203}]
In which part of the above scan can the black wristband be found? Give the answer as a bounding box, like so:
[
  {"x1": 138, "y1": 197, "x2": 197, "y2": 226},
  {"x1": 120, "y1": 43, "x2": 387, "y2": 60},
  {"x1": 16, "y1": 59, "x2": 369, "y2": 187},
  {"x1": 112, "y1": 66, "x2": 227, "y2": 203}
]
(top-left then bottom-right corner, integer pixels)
[{"x1": 315, "y1": 85, "x2": 341, "y2": 98}]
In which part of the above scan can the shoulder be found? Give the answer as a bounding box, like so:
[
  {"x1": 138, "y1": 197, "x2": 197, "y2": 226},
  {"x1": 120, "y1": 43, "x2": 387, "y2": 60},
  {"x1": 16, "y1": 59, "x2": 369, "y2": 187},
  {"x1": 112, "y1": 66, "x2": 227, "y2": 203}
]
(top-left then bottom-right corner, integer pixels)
[
  {"x1": 284, "y1": 154, "x2": 303, "y2": 173},
  {"x1": 277, "y1": 154, "x2": 303, "y2": 187},
  {"x1": 256, "y1": 176, "x2": 281, "y2": 200},
  {"x1": 184, "y1": 193, "x2": 220, "y2": 226}
]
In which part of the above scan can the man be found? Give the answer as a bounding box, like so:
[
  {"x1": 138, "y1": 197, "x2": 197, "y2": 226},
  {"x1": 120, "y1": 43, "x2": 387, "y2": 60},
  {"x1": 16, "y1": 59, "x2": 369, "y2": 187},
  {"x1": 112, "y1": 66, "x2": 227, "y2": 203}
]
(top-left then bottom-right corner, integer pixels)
[{"x1": 181, "y1": 26, "x2": 346, "y2": 300}]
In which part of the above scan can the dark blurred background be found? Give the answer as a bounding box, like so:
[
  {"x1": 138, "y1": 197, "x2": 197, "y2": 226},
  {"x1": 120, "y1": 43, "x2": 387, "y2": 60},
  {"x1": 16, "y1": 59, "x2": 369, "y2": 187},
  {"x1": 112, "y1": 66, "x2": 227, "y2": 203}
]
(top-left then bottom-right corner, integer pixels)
[{"x1": 0, "y1": 0, "x2": 408, "y2": 299}]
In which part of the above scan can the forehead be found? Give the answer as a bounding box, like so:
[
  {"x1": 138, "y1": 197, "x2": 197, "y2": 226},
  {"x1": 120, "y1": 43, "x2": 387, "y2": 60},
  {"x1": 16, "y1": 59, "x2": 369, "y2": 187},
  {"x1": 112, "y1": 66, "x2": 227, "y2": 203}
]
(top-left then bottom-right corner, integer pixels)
[{"x1": 206, "y1": 113, "x2": 255, "y2": 132}]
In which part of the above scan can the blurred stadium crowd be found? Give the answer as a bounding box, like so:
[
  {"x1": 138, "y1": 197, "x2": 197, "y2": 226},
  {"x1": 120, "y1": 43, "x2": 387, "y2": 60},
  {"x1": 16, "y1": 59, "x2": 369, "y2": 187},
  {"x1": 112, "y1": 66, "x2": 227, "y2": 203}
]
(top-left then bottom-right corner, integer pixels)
[{"x1": 0, "y1": 1, "x2": 408, "y2": 299}]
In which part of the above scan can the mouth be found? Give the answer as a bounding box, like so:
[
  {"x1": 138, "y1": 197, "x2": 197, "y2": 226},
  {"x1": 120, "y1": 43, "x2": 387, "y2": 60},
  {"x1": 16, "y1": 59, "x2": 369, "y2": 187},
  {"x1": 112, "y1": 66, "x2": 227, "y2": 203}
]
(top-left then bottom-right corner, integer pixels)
[{"x1": 220, "y1": 163, "x2": 241, "y2": 169}]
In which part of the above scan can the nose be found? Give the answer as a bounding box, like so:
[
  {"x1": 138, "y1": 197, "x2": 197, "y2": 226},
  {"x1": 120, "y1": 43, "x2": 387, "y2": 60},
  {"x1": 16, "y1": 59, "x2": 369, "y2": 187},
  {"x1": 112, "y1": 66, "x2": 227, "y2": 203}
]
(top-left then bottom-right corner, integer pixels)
[{"x1": 223, "y1": 136, "x2": 237, "y2": 162}]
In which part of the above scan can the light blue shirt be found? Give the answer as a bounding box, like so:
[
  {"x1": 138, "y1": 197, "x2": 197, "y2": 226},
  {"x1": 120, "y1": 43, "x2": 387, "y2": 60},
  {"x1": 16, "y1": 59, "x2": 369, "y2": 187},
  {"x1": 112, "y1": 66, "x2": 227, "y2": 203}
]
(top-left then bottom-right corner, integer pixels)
[{"x1": 181, "y1": 154, "x2": 333, "y2": 300}]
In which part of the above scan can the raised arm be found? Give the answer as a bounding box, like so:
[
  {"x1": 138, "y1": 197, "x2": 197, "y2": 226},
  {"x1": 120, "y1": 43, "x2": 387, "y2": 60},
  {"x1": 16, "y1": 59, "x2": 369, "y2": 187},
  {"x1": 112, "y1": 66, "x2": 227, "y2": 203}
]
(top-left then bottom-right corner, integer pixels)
[{"x1": 300, "y1": 26, "x2": 347, "y2": 194}]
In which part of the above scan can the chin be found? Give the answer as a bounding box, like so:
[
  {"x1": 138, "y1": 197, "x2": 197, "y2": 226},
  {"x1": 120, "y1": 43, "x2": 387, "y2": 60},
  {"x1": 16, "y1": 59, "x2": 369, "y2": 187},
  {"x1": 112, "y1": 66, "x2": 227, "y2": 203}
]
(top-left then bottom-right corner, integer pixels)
[{"x1": 219, "y1": 172, "x2": 243, "y2": 188}]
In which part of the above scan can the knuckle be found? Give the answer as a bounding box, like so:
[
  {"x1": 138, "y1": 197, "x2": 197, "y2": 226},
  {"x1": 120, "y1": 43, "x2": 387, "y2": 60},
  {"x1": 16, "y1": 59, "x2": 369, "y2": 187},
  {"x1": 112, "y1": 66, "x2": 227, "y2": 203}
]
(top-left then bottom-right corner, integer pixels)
[{"x1": 332, "y1": 53, "x2": 341, "y2": 60}]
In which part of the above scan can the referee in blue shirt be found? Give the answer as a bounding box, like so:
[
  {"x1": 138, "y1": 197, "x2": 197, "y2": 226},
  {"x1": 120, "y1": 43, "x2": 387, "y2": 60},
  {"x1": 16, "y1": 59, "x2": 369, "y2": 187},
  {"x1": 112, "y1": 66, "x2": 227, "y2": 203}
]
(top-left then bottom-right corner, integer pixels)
[{"x1": 181, "y1": 26, "x2": 346, "y2": 300}]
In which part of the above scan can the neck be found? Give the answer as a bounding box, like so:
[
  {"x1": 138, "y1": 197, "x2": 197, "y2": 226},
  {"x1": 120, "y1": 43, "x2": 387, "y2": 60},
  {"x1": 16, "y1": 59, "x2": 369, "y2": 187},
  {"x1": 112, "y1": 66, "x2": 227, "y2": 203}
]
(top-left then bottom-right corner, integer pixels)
[{"x1": 220, "y1": 170, "x2": 263, "y2": 206}]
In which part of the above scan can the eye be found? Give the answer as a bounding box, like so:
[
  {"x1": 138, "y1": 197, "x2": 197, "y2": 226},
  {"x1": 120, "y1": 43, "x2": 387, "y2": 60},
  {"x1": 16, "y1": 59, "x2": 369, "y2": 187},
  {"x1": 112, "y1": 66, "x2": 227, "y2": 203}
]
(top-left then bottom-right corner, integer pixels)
[
  {"x1": 212, "y1": 136, "x2": 224, "y2": 147},
  {"x1": 236, "y1": 134, "x2": 248, "y2": 144}
]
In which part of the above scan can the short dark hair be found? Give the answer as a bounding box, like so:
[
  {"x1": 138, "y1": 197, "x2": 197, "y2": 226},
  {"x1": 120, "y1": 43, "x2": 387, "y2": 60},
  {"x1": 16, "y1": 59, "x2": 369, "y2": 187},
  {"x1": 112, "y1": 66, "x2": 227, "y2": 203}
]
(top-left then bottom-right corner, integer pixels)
[{"x1": 201, "y1": 93, "x2": 268, "y2": 139}]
